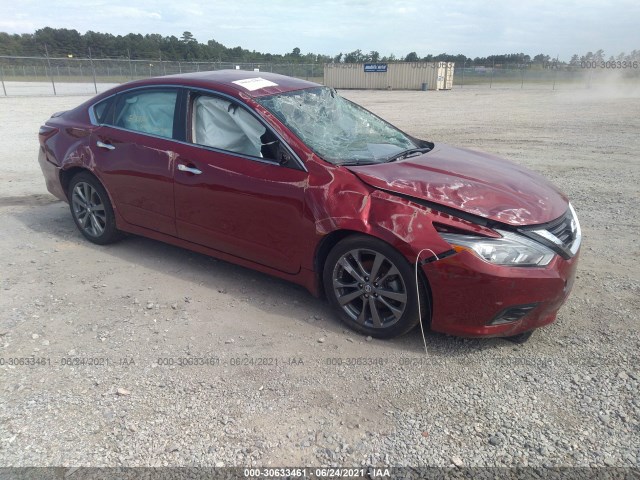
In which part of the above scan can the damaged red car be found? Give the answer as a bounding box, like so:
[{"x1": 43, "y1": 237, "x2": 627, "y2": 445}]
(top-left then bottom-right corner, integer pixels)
[{"x1": 37, "y1": 71, "x2": 581, "y2": 340}]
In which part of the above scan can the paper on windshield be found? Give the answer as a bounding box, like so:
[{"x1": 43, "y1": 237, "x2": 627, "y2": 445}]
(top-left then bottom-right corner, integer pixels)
[{"x1": 232, "y1": 78, "x2": 278, "y2": 91}]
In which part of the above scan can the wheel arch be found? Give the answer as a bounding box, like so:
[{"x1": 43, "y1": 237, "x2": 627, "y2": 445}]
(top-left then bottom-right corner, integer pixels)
[
  {"x1": 61, "y1": 168, "x2": 118, "y2": 215},
  {"x1": 318, "y1": 230, "x2": 433, "y2": 337},
  {"x1": 65, "y1": 168, "x2": 123, "y2": 244},
  {"x1": 314, "y1": 229, "x2": 361, "y2": 298},
  {"x1": 60, "y1": 166, "x2": 91, "y2": 198},
  {"x1": 313, "y1": 228, "x2": 433, "y2": 318}
]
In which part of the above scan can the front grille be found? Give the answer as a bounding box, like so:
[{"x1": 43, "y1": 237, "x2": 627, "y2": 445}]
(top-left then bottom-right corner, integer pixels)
[
  {"x1": 519, "y1": 204, "x2": 581, "y2": 260},
  {"x1": 546, "y1": 210, "x2": 575, "y2": 246}
]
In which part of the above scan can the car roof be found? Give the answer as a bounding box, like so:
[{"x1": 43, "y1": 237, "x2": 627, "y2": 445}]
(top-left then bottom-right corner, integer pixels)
[{"x1": 113, "y1": 70, "x2": 320, "y2": 99}]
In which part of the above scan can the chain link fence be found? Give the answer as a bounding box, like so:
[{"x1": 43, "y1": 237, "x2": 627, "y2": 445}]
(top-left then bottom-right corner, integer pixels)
[
  {"x1": 0, "y1": 55, "x2": 323, "y2": 96},
  {"x1": 454, "y1": 61, "x2": 640, "y2": 89},
  {"x1": 0, "y1": 55, "x2": 638, "y2": 96}
]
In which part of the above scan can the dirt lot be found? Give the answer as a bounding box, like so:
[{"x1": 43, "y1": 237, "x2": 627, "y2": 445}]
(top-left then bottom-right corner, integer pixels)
[{"x1": 0, "y1": 85, "x2": 639, "y2": 469}]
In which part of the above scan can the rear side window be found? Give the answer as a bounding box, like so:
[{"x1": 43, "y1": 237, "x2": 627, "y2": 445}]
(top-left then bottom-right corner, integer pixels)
[
  {"x1": 112, "y1": 89, "x2": 178, "y2": 139},
  {"x1": 93, "y1": 98, "x2": 113, "y2": 124}
]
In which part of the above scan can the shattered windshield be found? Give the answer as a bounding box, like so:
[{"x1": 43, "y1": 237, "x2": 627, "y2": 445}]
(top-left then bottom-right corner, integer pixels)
[{"x1": 256, "y1": 87, "x2": 417, "y2": 165}]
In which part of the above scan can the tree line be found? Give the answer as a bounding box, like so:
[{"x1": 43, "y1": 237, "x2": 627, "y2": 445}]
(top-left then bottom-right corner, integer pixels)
[
  {"x1": 0, "y1": 28, "x2": 332, "y2": 63},
  {"x1": 0, "y1": 27, "x2": 638, "y2": 68}
]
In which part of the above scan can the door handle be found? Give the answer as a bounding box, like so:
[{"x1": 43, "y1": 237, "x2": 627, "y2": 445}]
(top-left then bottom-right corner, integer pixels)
[
  {"x1": 96, "y1": 141, "x2": 115, "y2": 151},
  {"x1": 178, "y1": 164, "x2": 202, "y2": 175}
]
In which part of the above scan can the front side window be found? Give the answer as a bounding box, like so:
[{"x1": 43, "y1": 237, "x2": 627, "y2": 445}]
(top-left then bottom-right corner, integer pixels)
[
  {"x1": 256, "y1": 86, "x2": 417, "y2": 165},
  {"x1": 191, "y1": 95, "x2": 274, "y2": 159},
  {"x1": 113, "y1": 89, "x2": 178, "y2": 139}
]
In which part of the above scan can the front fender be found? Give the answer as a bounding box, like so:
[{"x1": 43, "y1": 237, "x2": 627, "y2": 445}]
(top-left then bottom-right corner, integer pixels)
[{"x1": 303, "y1": 162, "x2": 455, "y2": 268}]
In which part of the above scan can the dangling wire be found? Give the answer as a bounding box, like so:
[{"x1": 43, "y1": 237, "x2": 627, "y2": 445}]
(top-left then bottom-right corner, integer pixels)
[{"x1": 415, "y1": 248, "x2": 438, "y2": 356}]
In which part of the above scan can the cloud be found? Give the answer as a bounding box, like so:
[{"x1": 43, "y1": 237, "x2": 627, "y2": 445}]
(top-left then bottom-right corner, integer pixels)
[
  {"x1": 0, "y1": 19, "x2": 37, "y2": 32},
  {"x1": 107, "y1": 7, "x2": 162, "y2": 20}
]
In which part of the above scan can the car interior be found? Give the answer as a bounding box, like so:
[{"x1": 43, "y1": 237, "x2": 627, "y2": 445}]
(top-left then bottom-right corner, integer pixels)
[
  {"x1": 192, "y1": 96, "x2": 271, "y2": 159},
  {"x1": 115, "y1": 91, "x2": 177, "y2": 139}
]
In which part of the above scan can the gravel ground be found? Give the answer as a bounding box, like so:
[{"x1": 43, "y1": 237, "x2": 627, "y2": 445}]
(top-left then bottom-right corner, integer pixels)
[{"x1": 0, "y1": 84, "x2": 639, "y2": 470}]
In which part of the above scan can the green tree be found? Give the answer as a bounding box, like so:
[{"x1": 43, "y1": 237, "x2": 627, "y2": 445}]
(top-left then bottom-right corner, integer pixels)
[
  {"x1": 344, "y1": 49, "x2": 364, "y2": 63},
  {"x1": 180, "y1": 31, "x2": 196, "y2": 43},
  {"x1": 404, "y1": 51, "x2": 419, "y2": 62},
  {"x1": 580, "y1": 51, "x2": 594, "y2": 63},
  {"x1": 532, "y1": 53, "x2": 550, "y2": 64}
]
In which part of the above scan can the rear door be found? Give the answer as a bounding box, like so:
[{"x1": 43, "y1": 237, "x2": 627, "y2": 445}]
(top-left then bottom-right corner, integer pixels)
[
  {"x1": 91, "y1": 87, "x2": 182, "y2": 236},
  {"x1": 172, "y1": 91, "x2": 308, "y2": 274}
]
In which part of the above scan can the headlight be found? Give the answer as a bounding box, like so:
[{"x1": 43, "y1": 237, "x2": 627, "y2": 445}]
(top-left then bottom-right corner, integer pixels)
[{"x1": 439, "y1": 229, "x2": 556, "y2": 267}]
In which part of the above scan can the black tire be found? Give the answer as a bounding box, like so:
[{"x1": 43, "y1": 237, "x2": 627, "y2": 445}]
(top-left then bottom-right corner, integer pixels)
[
  {"x1": 323, "y1": 235, "x2": 427, "y2": 339},
  {"x1": 504, "y1": 330, "x2": 534, "y2": 344},
  {"x1": 68, "y1": 172, "x2": 121, "y2": 245}
]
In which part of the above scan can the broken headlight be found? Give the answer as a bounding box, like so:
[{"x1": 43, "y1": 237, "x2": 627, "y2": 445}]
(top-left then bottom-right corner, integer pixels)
[{"x1": 439, "y1": 230, "x2": 556, "y2": 267}]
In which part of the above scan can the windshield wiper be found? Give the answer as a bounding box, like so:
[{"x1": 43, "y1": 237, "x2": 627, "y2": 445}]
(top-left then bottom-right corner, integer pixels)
[
  {"x1": 335, "y1": 159, "x2": 381, "y2": 166},
  {"x1": 336, "y1": 146, "x2": 432, "y2": 166},
  {"x1": 385, "y1": 147, "x2": 432, "y2": 163}
]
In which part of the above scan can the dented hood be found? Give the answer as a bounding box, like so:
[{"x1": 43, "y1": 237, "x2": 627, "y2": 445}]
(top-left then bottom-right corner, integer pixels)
[{"x1": 347, "y1": 143, "x2": 568, "y2": 226}]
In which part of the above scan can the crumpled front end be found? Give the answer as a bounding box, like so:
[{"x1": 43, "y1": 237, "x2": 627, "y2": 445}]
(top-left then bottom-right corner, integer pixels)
[
  {"x1": 421, "y1": 204, "x2": 581, "y2": 337},
  {"x1": 423, "y1": 247, "x2": 579, "y2": 337}
]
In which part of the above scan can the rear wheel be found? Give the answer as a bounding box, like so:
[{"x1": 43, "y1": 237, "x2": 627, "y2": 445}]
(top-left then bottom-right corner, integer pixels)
[
  {"x1": 68, "y1": 172, "x2": 121, "y2": 245},
  {"x1": 323, "y1": 235, "x2": 426, "y2": 338}
]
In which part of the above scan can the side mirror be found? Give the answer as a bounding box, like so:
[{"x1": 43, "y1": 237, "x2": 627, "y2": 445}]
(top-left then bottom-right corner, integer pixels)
[{"x1": 277, "y1": 142, "x2": 293, "y2": 166}]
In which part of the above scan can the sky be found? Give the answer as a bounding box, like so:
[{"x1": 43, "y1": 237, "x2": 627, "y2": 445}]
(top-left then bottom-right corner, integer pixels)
[{"x1": 1, "y1": 0, "x2": 639, "y2": 61}]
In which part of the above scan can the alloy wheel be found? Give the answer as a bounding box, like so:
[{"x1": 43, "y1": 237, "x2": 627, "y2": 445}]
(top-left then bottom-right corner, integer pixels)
[
  {"x1": 332, "y1": 248, "x2": 408, "y2": 329},
  {"x1": 71, "y1": 181, "x2": 107, "y2": 237}
]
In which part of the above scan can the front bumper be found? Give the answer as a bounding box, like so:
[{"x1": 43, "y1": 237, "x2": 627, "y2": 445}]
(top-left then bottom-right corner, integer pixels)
[{"x1": 423, "y1": 248, "x2": 579, "y2": 337}]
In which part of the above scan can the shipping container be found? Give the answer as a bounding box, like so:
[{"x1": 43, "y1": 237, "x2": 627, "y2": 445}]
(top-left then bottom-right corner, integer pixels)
[{"x1": 323, "y1": 62, "x2": 454, "y2": 90}]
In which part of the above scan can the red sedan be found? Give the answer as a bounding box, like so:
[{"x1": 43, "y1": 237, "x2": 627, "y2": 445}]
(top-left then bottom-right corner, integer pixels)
[{"x1": 37, "y1": 71, "x2": 580, "y2": 340}]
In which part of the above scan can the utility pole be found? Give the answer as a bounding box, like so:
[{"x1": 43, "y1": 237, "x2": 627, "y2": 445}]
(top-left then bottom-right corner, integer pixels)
[
  {"x1": 44, "y1": 44, "x2": 57, "y2": 95},
  {"x1": 127, "y1": 49, "x2": 133, "y2": 80},
  {"x1": 0, "y1": 65, "x2": 7, "y2": 96},
  {"x1": 88, "y1": 47, "x2": 98, "y2": 94},
  {"x1": 490, "y1": 57, "x2": 494, "y2": 88}
]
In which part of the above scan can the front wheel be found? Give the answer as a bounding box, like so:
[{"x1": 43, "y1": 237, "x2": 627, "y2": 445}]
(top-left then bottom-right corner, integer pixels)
[
  {"x1": 68, "y1": 172, "x2": 121, "y2": 245},
  {"x1": 323, "y1": 235, "x2": 427, "y2": 339}
]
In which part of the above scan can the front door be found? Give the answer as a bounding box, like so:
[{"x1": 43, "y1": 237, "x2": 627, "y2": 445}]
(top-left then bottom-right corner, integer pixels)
[{"x1": 173, "y1": 93, "x2": 308, "y2": 274}]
